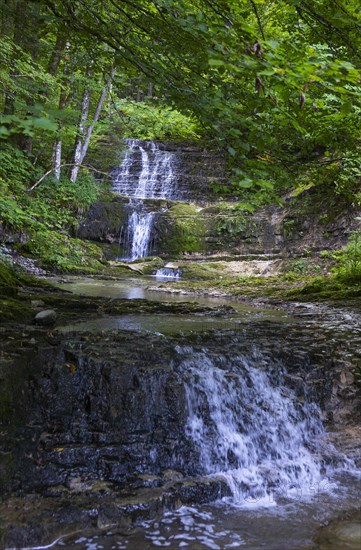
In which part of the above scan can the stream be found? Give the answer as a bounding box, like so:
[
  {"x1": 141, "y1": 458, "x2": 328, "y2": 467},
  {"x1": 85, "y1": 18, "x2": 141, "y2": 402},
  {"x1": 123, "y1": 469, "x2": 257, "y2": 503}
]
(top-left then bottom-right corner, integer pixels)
[{"x1": 26, "y1": 275, "x2": 360, "y2": 550}]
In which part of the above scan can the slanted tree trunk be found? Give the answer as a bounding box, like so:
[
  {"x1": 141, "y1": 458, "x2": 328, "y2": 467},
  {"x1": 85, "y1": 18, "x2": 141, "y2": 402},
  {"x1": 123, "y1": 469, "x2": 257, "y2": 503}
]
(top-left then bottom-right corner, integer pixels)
[{"x1": 70, "y1": 68, "x2": 115, "y2": 183}]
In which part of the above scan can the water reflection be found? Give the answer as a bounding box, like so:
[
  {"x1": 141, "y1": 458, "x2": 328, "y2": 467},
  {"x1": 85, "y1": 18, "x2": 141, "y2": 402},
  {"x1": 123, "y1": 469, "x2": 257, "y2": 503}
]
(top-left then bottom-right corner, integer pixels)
[{"x1": 125, "y1": 286, "x2": 145, "y2": 299}]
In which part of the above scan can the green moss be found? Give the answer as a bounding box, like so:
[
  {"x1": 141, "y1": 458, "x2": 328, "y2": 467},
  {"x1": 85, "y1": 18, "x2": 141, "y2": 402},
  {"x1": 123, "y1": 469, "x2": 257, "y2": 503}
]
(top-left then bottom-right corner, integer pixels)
[
  {"x1": 157, "y1": 203, "x2": 206, "y2": 255},
  {"x1": 0, "y1": 261, "x2": 20, "y2": 290},
  {"x1": 0, "y1": 297, "x2": 32, "y2": 321},
  {"x1": 96, "y1": 199, "x2": 128, "y2": 231},
  {"x1": 136, "y1": 257, "x2": 164, "y2": 274},
  {"x1": 22, "y1": 231, "x2": 105, "y2": 272},
  {"x1": 286, "y1": 275, "x2": 361, "y2": 300},
  {"x1": 180, "y1": 263, "x2": 219, "y2": 281}
]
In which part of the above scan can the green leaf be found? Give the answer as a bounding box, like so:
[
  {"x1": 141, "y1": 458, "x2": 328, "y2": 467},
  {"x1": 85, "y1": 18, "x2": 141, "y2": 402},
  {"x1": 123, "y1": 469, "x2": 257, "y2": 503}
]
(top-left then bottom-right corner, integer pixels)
[
  {"x1": 208, "y1": 58, "x2": 225, "y2": 67},
  {"x1": 237, "y1": 178, "x2": 253, "y2": 189},
  {"x1": 340, "y1": 100, "x2": 353, "y2": 114}
]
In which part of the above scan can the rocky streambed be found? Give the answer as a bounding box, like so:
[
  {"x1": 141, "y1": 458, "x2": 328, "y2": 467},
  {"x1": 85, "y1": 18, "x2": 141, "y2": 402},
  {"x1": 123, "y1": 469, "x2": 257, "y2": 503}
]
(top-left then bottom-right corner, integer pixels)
[{"x1": 0, "y1": 277, "x2": 360, "y2": 549}]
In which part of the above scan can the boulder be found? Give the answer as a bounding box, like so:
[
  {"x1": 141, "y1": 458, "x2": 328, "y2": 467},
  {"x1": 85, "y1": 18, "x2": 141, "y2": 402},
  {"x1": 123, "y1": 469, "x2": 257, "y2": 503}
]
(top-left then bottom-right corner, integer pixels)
[{"x1": 34, "y1": 309, "x2": 57, "y2": 326}]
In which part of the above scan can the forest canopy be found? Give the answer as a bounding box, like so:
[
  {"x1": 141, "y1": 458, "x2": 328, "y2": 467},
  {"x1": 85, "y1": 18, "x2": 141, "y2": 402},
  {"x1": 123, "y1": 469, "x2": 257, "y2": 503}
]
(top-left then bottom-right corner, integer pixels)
[{"x1": 1, "y1": 0, "x2": 361, "y2": 205}]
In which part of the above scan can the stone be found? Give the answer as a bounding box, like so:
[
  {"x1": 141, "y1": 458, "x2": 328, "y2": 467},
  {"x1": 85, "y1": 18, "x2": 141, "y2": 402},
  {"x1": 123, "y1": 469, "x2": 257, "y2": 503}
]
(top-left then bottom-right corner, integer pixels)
[
  {"x1": 162, "y1": 469, "x2": 184, "y2": 481},
  {"x1": 316, "y1": 517, "x2": 361, "y2": 549},
  {"x1": 34, "y1": 309, "x2": 57, "y2": 326},
  {"x1": 31, "y1": 299, "x2": 45, "y2": 308}
]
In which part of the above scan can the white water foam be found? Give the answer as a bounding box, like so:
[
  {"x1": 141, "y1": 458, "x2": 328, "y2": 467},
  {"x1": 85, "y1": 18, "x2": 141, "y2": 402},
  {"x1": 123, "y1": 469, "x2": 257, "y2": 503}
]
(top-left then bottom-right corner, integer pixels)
[
  {"x1": 155, "y1": 267, "x2": 181, "y2": 280},
  {"x1": 112, "y1": 139, "x2": 178, "y2": 200},
  {"x1": 176, "y1": 346, "x2": 351, "y2": 506}
]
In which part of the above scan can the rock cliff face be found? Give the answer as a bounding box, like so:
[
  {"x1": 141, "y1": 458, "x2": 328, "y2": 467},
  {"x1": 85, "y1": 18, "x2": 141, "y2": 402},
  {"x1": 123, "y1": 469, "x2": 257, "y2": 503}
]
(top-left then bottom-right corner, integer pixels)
[
  {"x1": 1, "y1": 296, "x2": 360, "y2": 547},
  {"x1": 160, "y1": 142, "x2": 228, "y2": 203},
  {"x1": 78, "y1": 193, "x2": 361, "y2": 258}
]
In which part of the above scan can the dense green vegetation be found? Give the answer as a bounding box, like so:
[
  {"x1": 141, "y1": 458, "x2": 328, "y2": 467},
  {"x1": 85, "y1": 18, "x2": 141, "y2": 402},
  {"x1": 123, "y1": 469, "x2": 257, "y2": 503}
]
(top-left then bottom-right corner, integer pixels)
[{"x1": 1, "y1": 0, "x2": 361, "y2": 286}]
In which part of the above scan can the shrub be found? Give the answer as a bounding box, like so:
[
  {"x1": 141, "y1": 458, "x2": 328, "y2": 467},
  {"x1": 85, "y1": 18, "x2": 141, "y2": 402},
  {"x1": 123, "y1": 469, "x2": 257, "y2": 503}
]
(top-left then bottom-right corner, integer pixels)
[{"x1": 334, "y1": 231, "x2": 361, "y2": 283}]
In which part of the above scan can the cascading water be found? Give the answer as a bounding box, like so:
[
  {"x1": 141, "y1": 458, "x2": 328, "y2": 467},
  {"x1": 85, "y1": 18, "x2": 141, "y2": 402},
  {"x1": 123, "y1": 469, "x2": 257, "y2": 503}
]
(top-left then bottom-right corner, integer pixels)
[
  {"x1": 112, "y1": 139, "x2": 180, "y2": 259},
  {"x1": 176, "y1": 346, "x2": 350, "y2": 506},
  {"x1": 127, "y1": 210, "x2": 156, "y2": 260},
  {"x1": 112, "y1": 139, "x2": 179, "y2": 200},
  {"x1": 155, "y1": 267, "x2": 182, "y2": 280}
]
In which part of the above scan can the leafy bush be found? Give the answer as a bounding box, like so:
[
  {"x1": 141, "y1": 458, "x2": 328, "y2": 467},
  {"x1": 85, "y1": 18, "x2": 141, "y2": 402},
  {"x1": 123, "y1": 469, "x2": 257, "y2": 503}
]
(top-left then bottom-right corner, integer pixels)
[
  {"x1": 30, "y1": 173, "x2": 101, "y2": 229},
  {"x1": 108, "y1": 100, "x2": 202, "y2": 141},
  {"x1": 333, "y1": 231, "x2": 361, "y2": 283},
  {"x1": 0, "y1": 143, "x2": 101, "y2": 231},
  {"x1": 215, "y1": 203, "x2": 254, "y2": 236}
]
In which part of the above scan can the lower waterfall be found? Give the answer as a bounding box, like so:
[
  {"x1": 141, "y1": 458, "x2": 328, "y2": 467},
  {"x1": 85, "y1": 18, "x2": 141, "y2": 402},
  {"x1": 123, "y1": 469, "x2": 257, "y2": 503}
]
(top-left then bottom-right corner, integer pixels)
[
  {"x1": 177, "y1": 346, "x2": 349, "y2": 506},
  {"x1": 126, "y1": 209, "x2": 155, "y2": 260}
]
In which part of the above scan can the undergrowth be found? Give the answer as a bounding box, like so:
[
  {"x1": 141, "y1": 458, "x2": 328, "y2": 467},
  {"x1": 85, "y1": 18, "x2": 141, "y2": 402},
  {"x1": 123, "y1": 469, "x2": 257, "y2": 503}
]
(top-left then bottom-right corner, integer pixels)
[{"x1": 0, "y1": 144, "x2": 106, "y2": 271}]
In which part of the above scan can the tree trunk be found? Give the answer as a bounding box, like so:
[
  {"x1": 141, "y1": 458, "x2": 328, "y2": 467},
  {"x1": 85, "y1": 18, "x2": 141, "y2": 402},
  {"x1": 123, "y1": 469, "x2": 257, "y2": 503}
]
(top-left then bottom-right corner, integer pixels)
[
  {"x1": 70, "y1": 86, "x2": 91, "y2": 182},
  {"x1": 47, "y1": 30, "x2": 67, "y2": 76},
  {"x1": 50, "y1": 41, "x2": 71, "y2": 180},
  {"x1": 52, "y1": 138, "x2": 62, "y2": 180},
  {"x1": 70, "y1": 68, "x2": 115, "y2": 183}
]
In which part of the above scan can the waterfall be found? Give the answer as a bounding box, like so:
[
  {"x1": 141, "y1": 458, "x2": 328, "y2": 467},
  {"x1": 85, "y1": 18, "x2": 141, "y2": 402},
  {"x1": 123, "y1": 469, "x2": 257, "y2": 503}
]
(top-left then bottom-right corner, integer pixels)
[
  {"x1": 176, "y1": 346, "x2": 348, "y2": 506},
  {"x1": 112, "y1": 139, "x2": 179, "y2": 200},
  {"x1": 127, "y1": 209, "x2": 155, "y2": 260},
  {"x1": 155, "y1": 267, "x2": 182, "y2": 280},
  {"x1": 112, "y1": 139, "x2": 179, "y2": 258}
]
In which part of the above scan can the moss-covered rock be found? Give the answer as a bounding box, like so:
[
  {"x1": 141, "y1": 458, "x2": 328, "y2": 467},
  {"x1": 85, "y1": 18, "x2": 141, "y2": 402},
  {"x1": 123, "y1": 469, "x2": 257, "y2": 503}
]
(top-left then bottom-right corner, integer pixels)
[
  {"x1": 134, "y1": 256, "x2": 165, "y2": 274},
  {"x1": 179, "y1": 263, "x2": 221, "y2": 281},
  {"x1": 22, "y1": 231, "x2": 105, "y2": 272},
  {"x1": 0, "y1": 297, "x2": 32, "y2": 321},
  {"x1": 155, "y1": 203, "x2": 206, "y2": 256},
  {"x1": 0, "y1": 260, "x2": 21, "y2": 294},
  {"x1": 77, "y1": 198, "x2": 129, "y2": 243}
]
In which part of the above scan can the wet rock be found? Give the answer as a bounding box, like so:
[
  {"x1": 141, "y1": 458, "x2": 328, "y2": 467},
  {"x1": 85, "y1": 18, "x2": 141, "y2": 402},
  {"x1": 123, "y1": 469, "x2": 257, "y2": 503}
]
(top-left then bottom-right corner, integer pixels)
[
  {"x1": 31, "y1": 299, "x2": 45, "y2": 308},
  {"x1": 162, "y1": 469, "x2": 184, "y2": 482},
  {"x1": 315, "y1": 512, "x2": 361, "y2": 549},
  {"x1": 177, "y1": 477, "x2": 232, "y2": 504},
  {"x1": 34, "y1": 309, "x2": 57, "y2": 325},
  {"x1": 0, "y1": 305, "x2": 360, "y2": 548}
]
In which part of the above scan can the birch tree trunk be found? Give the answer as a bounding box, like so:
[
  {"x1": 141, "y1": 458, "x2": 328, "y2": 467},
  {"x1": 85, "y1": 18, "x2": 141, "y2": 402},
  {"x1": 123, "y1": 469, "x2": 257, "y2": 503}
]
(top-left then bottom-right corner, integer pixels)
[
  {"x1": 70, "y1": 86, "x2": 91, "y2": 183},
  {"x1": 70, "y1": 68, "x2": 115, "y2": 183},
  {"x1": 52, "y1": 138, "x2": 62, "y2": 180},
  {"x1": 49, "y1": 37, "x2": 69, "y2": 180}
]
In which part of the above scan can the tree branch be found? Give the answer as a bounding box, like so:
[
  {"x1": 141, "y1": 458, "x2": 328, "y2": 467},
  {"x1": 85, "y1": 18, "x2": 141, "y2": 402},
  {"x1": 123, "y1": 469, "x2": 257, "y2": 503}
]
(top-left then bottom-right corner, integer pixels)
[
  {"x1": 249, "y1": 0, "x2": 265, "y2": 41},
  {"x1": 28, "y1": 163, "x2": 110, "y2": 192}
]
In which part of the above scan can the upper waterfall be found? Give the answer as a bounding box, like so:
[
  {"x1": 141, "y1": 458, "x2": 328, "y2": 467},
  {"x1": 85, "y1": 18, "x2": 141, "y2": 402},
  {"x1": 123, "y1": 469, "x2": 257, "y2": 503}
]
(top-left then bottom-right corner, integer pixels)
[
  {"x1": 112, "y1": 139, "x2": 181, "y2": 201},
  {"x1": 111, "y1": 139, "x2": 182, "y2": 259}
]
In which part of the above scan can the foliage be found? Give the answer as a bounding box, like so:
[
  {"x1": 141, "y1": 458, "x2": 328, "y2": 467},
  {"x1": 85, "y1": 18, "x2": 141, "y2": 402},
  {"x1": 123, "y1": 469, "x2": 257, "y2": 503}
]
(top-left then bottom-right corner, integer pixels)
[
  {"x1": 0, "y1": 144, "x2": 101, "y2": 229},
  {"x1": 215, "y1": 203, "x2": 255, "y2": 236},
  {"x1": 291, "y1": 259, "x2": 308, "y2": 274},
  {"x1": 0, "y1": 143, "x2": 104, "y2": 270},
  {"x1": 110, "y1": 100, "x2": 202, "y2": 141},
  {"x1": 333, "y1": 231, "x2": 361, "y2": 283},
  {"x1": 30, "y1": 174, "x2": 101, "y2": 228},
  {"x1": 23, "y1": 230, "x2": 104, "y2": 271},
  {"x1": 0, "y1": 36, "x2": 59, "y2": 138}
]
